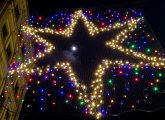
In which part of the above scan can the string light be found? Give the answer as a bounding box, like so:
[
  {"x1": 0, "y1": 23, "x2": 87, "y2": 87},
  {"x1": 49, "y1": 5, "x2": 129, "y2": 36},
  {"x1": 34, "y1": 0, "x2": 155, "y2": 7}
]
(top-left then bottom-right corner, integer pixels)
[{"x1": 6, "y1": 9, "x2": 165, "y2": 119}]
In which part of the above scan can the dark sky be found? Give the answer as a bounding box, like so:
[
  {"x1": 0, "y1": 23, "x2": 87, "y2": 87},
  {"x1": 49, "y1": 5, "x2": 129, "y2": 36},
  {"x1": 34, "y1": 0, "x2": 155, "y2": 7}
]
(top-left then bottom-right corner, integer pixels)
[
  {"x1": 19, "y1": 0, "x2": 165, "y2": 120},
  {"x1": 27, "y1": 0, "x2": 165, "y2": 49}
]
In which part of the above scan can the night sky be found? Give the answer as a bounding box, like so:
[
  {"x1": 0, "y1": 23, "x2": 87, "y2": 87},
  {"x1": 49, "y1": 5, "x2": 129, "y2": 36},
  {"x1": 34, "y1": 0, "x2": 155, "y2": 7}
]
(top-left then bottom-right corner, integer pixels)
[
  {"x1": 18, "y1": 0, "x2": 165, "y2": 120},
  {"x1": 27, "y1": 0, "x2": 165, "y2": 49}
]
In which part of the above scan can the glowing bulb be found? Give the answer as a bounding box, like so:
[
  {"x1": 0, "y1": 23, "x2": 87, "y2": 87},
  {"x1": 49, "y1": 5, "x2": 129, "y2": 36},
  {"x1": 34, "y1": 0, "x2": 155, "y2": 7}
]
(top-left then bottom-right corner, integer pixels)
[{"x1": 71, "y1": 45, "x2": 77, "y2": 51}]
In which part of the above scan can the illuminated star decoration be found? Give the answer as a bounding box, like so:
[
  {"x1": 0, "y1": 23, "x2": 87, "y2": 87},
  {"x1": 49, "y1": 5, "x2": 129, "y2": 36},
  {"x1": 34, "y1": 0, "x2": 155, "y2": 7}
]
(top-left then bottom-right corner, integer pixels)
[{"x1": 8, "y1": 10, "x2": 165, "y2": 119}]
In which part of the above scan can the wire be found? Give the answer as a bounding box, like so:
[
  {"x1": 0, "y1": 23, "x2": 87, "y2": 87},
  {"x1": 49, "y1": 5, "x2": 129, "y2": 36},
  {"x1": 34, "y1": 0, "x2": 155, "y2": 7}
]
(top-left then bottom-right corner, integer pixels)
[{"x1": 110, "y1": 107, "x2": 165, "y2": 117}]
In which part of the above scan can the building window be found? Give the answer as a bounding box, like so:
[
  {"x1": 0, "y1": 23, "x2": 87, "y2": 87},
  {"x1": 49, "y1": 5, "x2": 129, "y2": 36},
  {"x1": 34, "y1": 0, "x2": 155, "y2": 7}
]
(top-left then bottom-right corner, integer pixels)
[
  {"x1": 5, "y1": 109, "x2": 10, "y2": 120},
  {"x1": 15, "y1": 5, "x2": 20, "y2": 20},
  {"x1": 0, "y1": 92, "x2": 5, "y2": 108},
  {"x1": 21, "y1": 44, "x2": 25, "y2": 55},
  {"x1": 2, "y1": 24, "x2": 8, "y2": 39},
  {"x1": 6, "y1": 45, "x2": 12, "y2": 60},
  {"x1": 15, "y1": 82, "x2": 19, "y2": 94}
]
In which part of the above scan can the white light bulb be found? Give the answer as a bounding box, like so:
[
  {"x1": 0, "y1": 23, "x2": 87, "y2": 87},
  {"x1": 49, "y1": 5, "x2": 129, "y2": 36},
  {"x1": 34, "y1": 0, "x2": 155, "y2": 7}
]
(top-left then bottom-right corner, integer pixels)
[{"x1": 71, "y1": 45, "x2": 77, "y2": 51}]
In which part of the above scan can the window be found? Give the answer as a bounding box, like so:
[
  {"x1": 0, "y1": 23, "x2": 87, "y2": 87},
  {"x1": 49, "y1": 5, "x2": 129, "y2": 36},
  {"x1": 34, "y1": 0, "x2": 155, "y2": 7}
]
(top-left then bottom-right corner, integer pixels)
[
  {"x1": 21, "y1": 44, "x2": 25, "y2": 54},
  {"x1": 2, "y1": 24, "x2": 8, "y2": 39},
  {"x1": 15, "y1": 5, "x2": 20, "y2": 20},
  {"x1": 6, "y1": 45, "x2": 12, "y2": 60},
  {"x1": 15, "y1": 82, "x2": 19, "y2": 94},
  {"x1": 0, "y1": 92, "x2": 5, "y2": 108},
  {"x1": 5, "y1": 109, "x2": 10, "y2": 120}
]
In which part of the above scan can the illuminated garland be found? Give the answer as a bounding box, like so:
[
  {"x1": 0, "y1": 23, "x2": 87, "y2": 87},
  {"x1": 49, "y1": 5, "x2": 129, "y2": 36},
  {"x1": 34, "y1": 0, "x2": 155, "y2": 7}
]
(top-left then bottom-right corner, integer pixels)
[
  {"x1": 8, "y1": 10, "x2": 165, "y2": 119},
  {"x1": 21, "y1": 60, "x2": 165, "y2": 119}
]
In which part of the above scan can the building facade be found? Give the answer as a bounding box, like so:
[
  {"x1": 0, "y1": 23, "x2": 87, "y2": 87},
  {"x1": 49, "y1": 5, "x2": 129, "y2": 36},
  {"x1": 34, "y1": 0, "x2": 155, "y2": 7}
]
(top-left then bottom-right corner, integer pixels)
[{"x1": 0, "y1": 0, "x2": 29, "y2": 119}]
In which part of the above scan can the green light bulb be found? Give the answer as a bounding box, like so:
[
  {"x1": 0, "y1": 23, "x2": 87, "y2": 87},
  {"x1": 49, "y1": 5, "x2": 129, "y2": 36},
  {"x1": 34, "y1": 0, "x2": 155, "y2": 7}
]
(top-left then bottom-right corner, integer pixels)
[
  {"x1": 146, "y1": 48, "x2": 151, "y2": 53},
  {"x1": 153, "y1": 86, "x2": 159, "y2": 92},
  {"x1": 17, "y1": 56, "x2": 21, "y2": 60},
  {"x1": 108, "y1": 79, "x2": 113, "y2": 85},
  {"x1": 130, "y1": 44, "x2": 136, "y2": 49},
  {"x1": 79, "y1": 100, "x2": 84, "y2": 106},
  {"x1": 52, "y1": 24, "x2": 55, "y2": 27},
  {"x1": 134, "y1": 67, "x2": 139, "y2": 71},
  {"x1": 65, "y1": 99, "x2": 69, "y2": 104},
  {"x1": 158, "y1": 73, "x2": 163, "y2": 77},
  {"x1": 135, "y1": 72, "x2": 139, "y2": 75}
]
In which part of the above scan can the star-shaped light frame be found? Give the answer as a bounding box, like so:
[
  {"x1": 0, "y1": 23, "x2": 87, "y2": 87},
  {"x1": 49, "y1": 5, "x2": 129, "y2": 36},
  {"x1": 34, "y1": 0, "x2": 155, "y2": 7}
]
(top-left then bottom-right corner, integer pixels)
[{"x1": 9, "y1": 10, "x2": 165, "y2": 119}]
